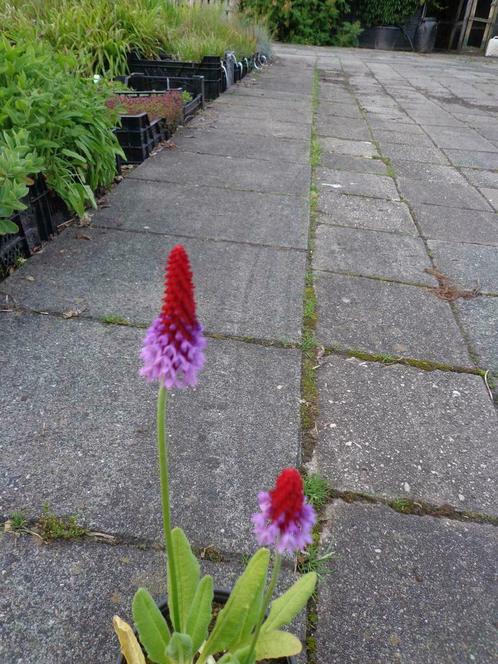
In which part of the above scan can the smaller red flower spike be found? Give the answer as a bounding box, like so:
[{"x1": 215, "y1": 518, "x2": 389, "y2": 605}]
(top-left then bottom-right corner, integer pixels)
[
  {"x1": 252, "y1": 468, "x2": 316, "y2": 553},
  {"x1": 270, "y1": 468, "x2": 305, "y2": 532},
  {"x1": 140, "y1": 245, "x2": 206, "y2": 389}
]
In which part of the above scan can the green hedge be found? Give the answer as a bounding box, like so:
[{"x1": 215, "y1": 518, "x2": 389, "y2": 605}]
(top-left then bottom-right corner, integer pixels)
[{"x1": 240, "y1": 0, "x2": 362, "y2": 47}]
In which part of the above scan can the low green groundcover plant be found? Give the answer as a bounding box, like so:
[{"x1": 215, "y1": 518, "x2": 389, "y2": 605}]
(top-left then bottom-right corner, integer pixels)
[
  {"x1": 240, "y1": 0, "x2": 362, "y2": 47},
  {"x1": 108, "y1": 90, "x2": 184, "y2": 132},
  {"x1": 0, "y1": 39, "x2": 123, "y2": 231},
  {"x1": 114, "y1": 245, "x2": 317, "y2": 664}
]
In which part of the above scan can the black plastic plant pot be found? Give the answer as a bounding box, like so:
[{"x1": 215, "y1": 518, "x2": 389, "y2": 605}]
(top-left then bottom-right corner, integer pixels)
[
  {"x1": 414, "y1": 18, "x2": 438, "y2": 53},
  {"x1": 117, "y1": 589, "x2": 296, "y2": 664},
  {"x1": 359, "y1": 26, "x2": 408, "y2": 50}
]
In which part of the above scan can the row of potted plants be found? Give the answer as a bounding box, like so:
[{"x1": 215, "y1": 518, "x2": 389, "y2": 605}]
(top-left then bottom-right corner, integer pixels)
[{"x1": 0, "y1": 0, "x2": 269, "y2": 278}]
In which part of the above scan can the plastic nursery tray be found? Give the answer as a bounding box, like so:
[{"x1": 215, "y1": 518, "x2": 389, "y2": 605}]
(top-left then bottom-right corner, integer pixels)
[
  {"x1": 183, "y1": 94, "x2": 203, "y2": 123},
  {"x1": 115, "y1": 113, "x2": 166, "y2": 164},
  {"x1": 123, "y1": 73, "x2": 205, "y2": 105},
  {"x1": 1, "y1": 174, "x2": 57, "y2": 278},
  {"x1": 127, "y1": 54, "x2": 225, "y2": 101}
]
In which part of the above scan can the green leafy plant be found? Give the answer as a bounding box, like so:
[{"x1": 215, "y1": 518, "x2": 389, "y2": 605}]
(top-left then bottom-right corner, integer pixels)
[
  {"x1": 0, "y1": 129, "x2": 44, "y2": 234},
  {"x1": 350, "y1": 0, "x2": 423, "y2": 27},
  {"x1": 241, "y1": 0, "x2": 358, "y2": 46},
  {"x1": 0, "y1": 39, "x2": 124, "y2": 219},
  {"x1": 0, "y1": 0, "x2": 262, "y2": 76},
  {"x1": 114, "y1": 246, "x2": 318, "y2": 664}
]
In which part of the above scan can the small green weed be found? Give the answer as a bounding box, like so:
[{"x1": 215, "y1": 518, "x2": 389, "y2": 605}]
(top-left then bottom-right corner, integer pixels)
[
  {"x1": 38, "y1": 506, "x2": 87, "y2": 541},
  {"x1": 101, "y1": 314, "x2": 130, "y2": 326},
  {"x1": 9, "y1": 511, "x2": 28, "y2": 531},
  {"x1": 298, "y1": 543, "x2": 334, "y2": 577},
  {"x1": 304, "y1": 474, "x2": 330, "y2": 511}
]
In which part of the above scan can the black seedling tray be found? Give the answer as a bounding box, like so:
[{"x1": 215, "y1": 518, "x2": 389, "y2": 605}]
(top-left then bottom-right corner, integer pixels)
[
  {"x1": 127, "y1": 55, "x2": 224, "y2": 101},
  {"x1": 1, "y1": 175, "x2": 57, "y2": 278},
  {"x1": 183, "y1": 94, "x2": 203, "y2": 122},
  {"x1": 124, "y1": 73, "x2": 205, "y2": 104}
]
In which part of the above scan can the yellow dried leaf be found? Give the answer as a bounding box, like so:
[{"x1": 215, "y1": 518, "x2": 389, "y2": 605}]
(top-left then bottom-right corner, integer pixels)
[{"x1": 112, "y1": 615, "x2": 146, "y2": 664}]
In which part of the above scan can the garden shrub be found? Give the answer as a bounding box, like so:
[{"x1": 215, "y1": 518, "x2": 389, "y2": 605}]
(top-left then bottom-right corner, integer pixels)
[
  {"x1": 350, "y1": 0, "x2": 423, "y2": 27},
  {"x1": 240, "y1": 0, "x2": 361, "y2": 47},
  {"x1": 0, "y1": 39, "x2": 123, "y2": 222}
]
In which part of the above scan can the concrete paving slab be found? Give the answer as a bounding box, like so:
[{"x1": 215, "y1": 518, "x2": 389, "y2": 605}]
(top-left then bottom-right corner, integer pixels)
[
  {"x1": 317, "y1": 501, "x2": 498, "y2": 664},
  {"x1": 202, "y1": 104, "x2": 312, "y2": 127},
  {"x1": 429, "y1": 240, "x2": 498, "y2": 294},
  {"x1": 389, "y1": 159, "x2": 468, "y2": 186},
  {"x1": 314, "y1": 226, "x2": 434, "y2": 285},
  {"x1": 423, "y1": 125, "x2": 497, "y2": 151},
  {"x1": 3, "y1": 228, "x2": 306, "y2": 341},
  {"x1": 480, "y1": 187, "x2": 498, "y2": 211},
  {"x1": 189, "y1": 114, "x2": 311, "y2": 141},
  {"x1": 397, "y1": 177, "x2": 492, "y2": 211},
  {"x1": 374, "y1": 130, "x2": 435, "y2": 148},
  {"x1": 0, "y1": 535, "x2": 305, "y2": 664},
  {"x1": 317, "y1": 168, "x2": 398, "y2": 200},
  {"x1": 413, "y1": 204, "x2": 498, "y2": 245},
  {"x1": 455, "y1": 296, "x2": 498, "y2": 376},
  {"x1": 366, "y1": 117, "x2": 419, "y2": 131},
  {"x1": 317, "y1": 192, "x2": 416, "y2": 235},
  {"x1": 0, "y1": 315, "x2": 301, "y2": 550},
  {"x1": 315, "y1": 273, "x2": 471, "y2": 366},
  {"x1": 444, "y1": 149, "x2": 498, "y2": 170},
  {"x1": 319, "y1": 137, "x2": 378, "y2": 158},
  {"x1": 128, "y1": 150, "x2": 311, "y2": 196},
  {"x1": 316, "y1": 118, "x2": 371, "y2": 141},
  {"x1": 173, "y1": 126, "x2": 310, "y2": 164},
  {"x1": 319, "y1": 153, "x2": 388, "y2": 175},
  {"x1": 380, "y1": 143, "x2": 450, "y2": 165},
  {"x1": 461, "y1": 168, "x2": 498, "y2": 189},
  {"x1": 213, "y1": 93, "x2": 312, "y2": 116},
  {"x1": 94, "y1": 179, "x2": 309, "y2": 250},
  {"x1": 317, "y1": 102, "x2": 363, "y2": 120},
  {"x1": 316, "y1": 356, "x2": 498, "y2": 513}
]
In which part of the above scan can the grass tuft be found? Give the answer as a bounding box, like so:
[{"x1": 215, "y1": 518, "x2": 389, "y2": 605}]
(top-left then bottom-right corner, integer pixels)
[
  {"x1": 304, "y1": 474, "x2": 330, "y2": 511},
  {"x1": 101, "y1": 314, "x2": 130, "y2": 326},
  {"x1": 38, "y1": 506, "x2": 87, "y2": 541}
]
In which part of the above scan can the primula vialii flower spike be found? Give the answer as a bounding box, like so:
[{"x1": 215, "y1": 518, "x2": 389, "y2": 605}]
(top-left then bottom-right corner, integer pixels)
[
  {"x1": 140, "y1": 244, "x2": 206, "y2": 389},
  {"x1": 252, "y1": 468, "x2": 316, "y2": 554}
]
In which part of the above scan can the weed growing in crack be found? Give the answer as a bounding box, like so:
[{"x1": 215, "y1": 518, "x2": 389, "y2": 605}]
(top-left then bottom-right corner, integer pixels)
[
  {"x1": 297, "y1": 529, "x2": 334, "y2": 578},
  {"x1": 38, "y1": 506, "x2": 87, "y2": 540},
  {"x1": 8, "y1": 511, "x2": 28, "y2": 531},
  {"x1": 304, "y1": 474, "x2": 331, "y2": 511},
  {"x1": 101, "y1": 314, "x2": 130, "y2": 326}
]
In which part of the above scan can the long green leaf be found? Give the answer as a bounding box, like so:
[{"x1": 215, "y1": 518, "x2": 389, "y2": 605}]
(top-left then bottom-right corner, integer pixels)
[
  {"x1": 167, "y1": 527, "x2": 200, "y2": 632},
  {"x1": 185, "y1": 575, "x2": 213, "y2": 653},
  {"x1": 165, "y1": 632, "x2": 193, "y2": 662},
  {"x1": 261, "y1": 572, "x2": 317, "y2": 634},
  {"x1": 200, "y1": 548, "x2": 270, "y2": 662},
  {"x1": 256, "y1": 630, "x2": 302, "y2": 660},
  {"x1": 132, "y1": 587, "x2": 170, "y2": 664}
]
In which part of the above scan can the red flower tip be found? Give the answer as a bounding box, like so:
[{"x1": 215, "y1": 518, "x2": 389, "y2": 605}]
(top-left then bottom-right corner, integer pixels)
[
  {"x1": 270, "y1": 468, "x2": 305, "y2": 532},
  {"x1": 160, "y1": 244, "x2": 198, "y2": 341}
]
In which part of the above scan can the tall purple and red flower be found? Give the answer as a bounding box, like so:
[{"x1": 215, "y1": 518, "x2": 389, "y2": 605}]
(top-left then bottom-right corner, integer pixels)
[
  {"x1": 252, "y1": 468, "x2": 316, "y2": 553},
  {"x1": 140, "y1": 245, "x2": 206, "y2": 389}
]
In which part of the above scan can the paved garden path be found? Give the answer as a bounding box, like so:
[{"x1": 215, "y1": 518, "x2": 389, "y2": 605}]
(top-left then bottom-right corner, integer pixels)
[{"x1": 1, "y1": 45, "x2": 497, "y2": 663}]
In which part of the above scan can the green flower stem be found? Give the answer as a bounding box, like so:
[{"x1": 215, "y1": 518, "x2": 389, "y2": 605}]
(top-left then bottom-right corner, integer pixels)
[
  {"x1": 157, "y1": 386, "x2": 181, "y2": 632},
  {"x1": 246, "y1": 551, "x2": 282, "y2": 663}
]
